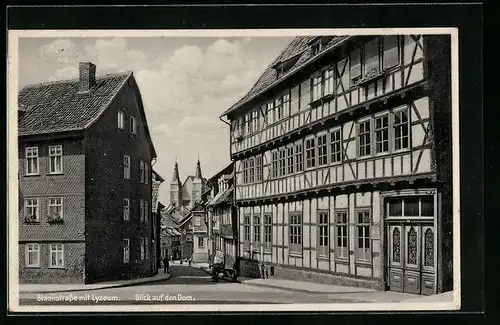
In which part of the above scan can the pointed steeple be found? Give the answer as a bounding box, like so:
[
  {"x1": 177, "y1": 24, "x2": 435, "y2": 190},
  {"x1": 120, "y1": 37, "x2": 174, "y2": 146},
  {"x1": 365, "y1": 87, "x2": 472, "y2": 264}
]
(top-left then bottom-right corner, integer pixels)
[
  {"x1": 194, "y1": 156, "x2": 202, "y2": 180},
  {"x1": 172, "y1": 158, "x2": 181, "y2": 184}
]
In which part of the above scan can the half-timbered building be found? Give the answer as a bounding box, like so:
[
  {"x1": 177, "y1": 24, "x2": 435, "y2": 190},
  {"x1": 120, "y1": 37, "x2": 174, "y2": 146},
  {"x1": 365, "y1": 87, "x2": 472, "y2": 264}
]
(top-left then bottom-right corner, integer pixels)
[{"x1": 220, "y1": 35, "x2": 453, "y2": 295}]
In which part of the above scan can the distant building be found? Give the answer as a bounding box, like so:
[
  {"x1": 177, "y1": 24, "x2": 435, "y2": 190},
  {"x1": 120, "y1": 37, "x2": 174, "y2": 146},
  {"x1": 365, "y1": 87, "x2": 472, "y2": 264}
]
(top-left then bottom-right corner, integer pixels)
[
  {"x1": 18, "y1": 62, "x2": 157, "y2": 284},
  {"x1": 160, "y1": 159, "x2": 211, "y2": 262},
  {"x1": 151, "y1": 170, "x2": 165, "y2": 274},
  {"x1": 220, "y1": 35, "x2": 453, "y2": 295},
  {"x1": 207, "y1": 163, "x2": 237, "y2": 269}
]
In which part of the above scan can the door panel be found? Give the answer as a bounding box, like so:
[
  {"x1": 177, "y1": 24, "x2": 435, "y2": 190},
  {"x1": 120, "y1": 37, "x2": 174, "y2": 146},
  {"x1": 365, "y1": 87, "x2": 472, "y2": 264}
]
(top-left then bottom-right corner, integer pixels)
[{"x1": 387, "y1": 223, "x2": 436, "y2": 295}]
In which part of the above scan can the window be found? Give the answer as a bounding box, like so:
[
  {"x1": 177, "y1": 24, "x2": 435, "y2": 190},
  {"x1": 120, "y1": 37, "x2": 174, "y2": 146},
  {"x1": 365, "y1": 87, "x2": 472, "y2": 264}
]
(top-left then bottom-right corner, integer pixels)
[
  {"x1": 198, "y1": 237, "x2": 204, "y2": 248},
  {"x1": 264, "y1": 214, "x2": 272, "y2": 251},
  {"x1": 356, "y1": 211, "x2": 371, "y2": 262},
  {"x1": 382, "y1": 36, "x2": 400, "y2": 70},
  {"x1": 324, "y1": 68, "x2": 335, "y2": 95},
  {"x1": 123, "y1": 155, "x2": 131, "y2": 179},
  {"x1": 140, "y1": 199, "x2": 145, "y2": 222},
  {"x1": 144, "y1": 200, "x2": 149, "y2": 222},
  {"x1": 272, "y1": 151, "x2": 279, "y2": 178},
  {"x1": 25, "y1": 147, "x2": 39, "y2": 175},
  {"x1": 123, "y1": 198, "x2": 130, "y2": 221},
  {"x1": 364, "y1": 38, "x2": 380, "y2": 76},
  {"x1": 140, "y1": 237, "x2": 145, "y2": 260},
  {"x1": 247, "y1": 112, "x2": 253, "y2": 134},
  {"x1": 289, "y1": 214, "x2": 302, "y2": 255},
  {"x1": 387, "y1": 196, "x2": 434, "y2": 217},
  {"x1": 255, "y1": 155, "x2": 263, "y2": 182},
  {"x1": 140, "y1": 160, "x2": 145, "y2": 183},
  {"x1": 317, "y1": 134, "x2": 328, "y2": 166},
  {"x1": 358, "y1": 120, "x2": 371, "y2": 157},
  {"x1": 295, "y1": 143, "x2": 303, "y2": 172},
  {"x1": 144, "y1": 163, "x2": 149, "y2": 185},
  {"x1": 123, "y1": 239, "x2": 130, "y2": 263},
  {"x1": 145, "y1": 237, "x2": 149, "y2": 259},
  {"x1": 48, "y1": 197, "x2": 63, "y2": 221},
  {"x1": 24, "y1": 198, "x2": 39, "y2": 222},
  {"x1": 393, "y1": 108, "x2": 410, "y2": 151},
  {"x1": 330, "y1": 129, "x2": 342, "y2": 163},
  {"x1": 312, "y1": 75, "x2": 322, "y2": 101},
  {"x1": 248, "y1": 158, "x2": 255, "y2": 183},
  {"x1": 336, "y1": 211, "x2": 348, "y2": 260},
  {"x1": 375, "y1": 114, "x2": 389, "y2": 154},
  {"x1": 243, "y1": 159, "x2": 249, "y2": 184},
  {"x1": 243, "y1": 215, "x2": 251, "y2": 243},
  {"x1": 350, "y1": 47, "x2": 362, "y2": 82},
  {"x1": 279, "y1": 149, "x2": 286, "y2": 177},
  {"x1": 117, "y1": 110, "x2": 125, "y2": 129},
  {"x1": 266, "y1": 102, "x2": 275, "y2": 125},
  {"x1": 194, "y1": 216, "x2": 201, "y2": 226},
  {"x1": 318, "y1": 212, "x2": 329, "y2": 257},
  {"x1": 253, "y1": 215, "x2": 261, "y2": 245},
  {"x1": 25, "y1": 243, "x2": 40, "y2": 267},
  {"x1": 312, "y1": 41, "x2": 322, "y2": 56},
  {"x1": 49, "y1": 244, "x2": 64, "y2": 268},
  {"x1": 305, "y1": 138, "x2": 316, "y2": 168},
  {"x1": 287, "y1": 147, "x2": 294, "y2": 174},
  {"x1": 239, "y1": 115, "x2": 246, "y2": 136},
  {"x1": 283, "y1": 93, "x2": 291, "y2": 118},
  {"x1": 130, "y1": 116, "x2": 137, "y2": 134},
  {"x1": 49, "y1": 145, "x2": 63, "y2": 174},
  {"x1": 275, "y1": 97, "x2": 283, "y2": 121}
]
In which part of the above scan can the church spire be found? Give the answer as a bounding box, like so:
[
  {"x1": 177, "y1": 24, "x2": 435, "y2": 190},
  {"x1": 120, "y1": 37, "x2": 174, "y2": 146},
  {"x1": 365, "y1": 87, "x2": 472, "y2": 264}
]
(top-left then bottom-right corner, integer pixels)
[
  {"x1": 172, "y1": 158, "x2": 181, "y2": 184},
  {"x1": 194, "y1": 156, "x2": 202, "y2": 180}
]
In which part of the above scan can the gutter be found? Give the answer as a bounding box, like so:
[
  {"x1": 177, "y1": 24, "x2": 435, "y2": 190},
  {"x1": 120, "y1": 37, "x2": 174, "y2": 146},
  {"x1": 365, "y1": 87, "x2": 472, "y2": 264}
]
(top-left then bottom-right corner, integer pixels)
[{"x1": 220, "y1": 36, "x2": 352, "y2": 118}]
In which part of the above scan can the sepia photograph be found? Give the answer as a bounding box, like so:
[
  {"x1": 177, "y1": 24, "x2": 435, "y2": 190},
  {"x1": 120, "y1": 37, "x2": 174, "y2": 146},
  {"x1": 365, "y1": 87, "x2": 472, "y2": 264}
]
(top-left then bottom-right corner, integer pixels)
[{"x1": 7, "y1": 28, "x2": 460, "y2": 312}]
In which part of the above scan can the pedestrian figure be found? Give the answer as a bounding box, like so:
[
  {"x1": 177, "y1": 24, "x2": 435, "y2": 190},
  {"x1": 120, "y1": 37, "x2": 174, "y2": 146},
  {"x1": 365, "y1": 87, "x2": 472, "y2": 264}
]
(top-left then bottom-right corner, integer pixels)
[{"x1": 163, "y1": 255, "x2": 170, "y2": 274}]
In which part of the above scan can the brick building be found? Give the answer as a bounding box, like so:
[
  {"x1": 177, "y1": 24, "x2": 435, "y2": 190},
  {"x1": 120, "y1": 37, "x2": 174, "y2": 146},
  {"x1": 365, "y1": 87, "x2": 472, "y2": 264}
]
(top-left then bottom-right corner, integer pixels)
[
  {"x1": 18, "y1": 62, "x2": 157, "y2": 284},
  {"x1": 220, "y1": 35, "x2": 453, "y2": 295}
]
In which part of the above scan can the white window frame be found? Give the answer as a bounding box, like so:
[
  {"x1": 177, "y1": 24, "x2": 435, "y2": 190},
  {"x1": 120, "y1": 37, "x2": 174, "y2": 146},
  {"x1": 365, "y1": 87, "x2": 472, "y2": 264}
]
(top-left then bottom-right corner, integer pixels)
[
  {"x1": 123, "y1": 155, "x2": 131, "y2": 179},
  {"x1": 305, "y1": 137, "x2": 316, "y2": 169},
  {"x1": 294, "y1": 142, "x2": 303, "y2": 173},
  {"x1": 289, "y1": 213, "x2": 303, "y2": 255},
  {"x1": 25, "y1": 146, "x2": 39, "y2": 175},
  {"x1": 318, "y1": 211, "x2": 329, "y2": 257},
  {"x1": 356, "y1": 210, "x2": 372, "y2": 263},
  {"x1": 393, "y1": 106, "x2": 411, "y2": 153},
  {"x1": 329, "y1": 127, "x2": 342, "y2": 164},
  {"x1": 48, "y1": 197, "x2": 64, "y2": 221},
  {"x1": 117, "y1": 110, "x2": 125, "y2": 130},
  {"x1": 123, "y1": 198, "x2": 130, "y2": 221},
  {"x1": 49, "y1": 244, "x2": 64, "y2": 268},
  {"x1": 335, "y1": 210, "x2": 349, "y2": 261},
  {"x1": 255, "y1": 155, "x2": 263, "y2": 182},
  {"x1": 198, "y1": 236, "x2": 204, "y2": 248},
  {"x1": 130, "y1": 116, "x2": 137, "y2": 135},
  {"x1": 194, "y1": 216, "x2": 201, "y2": 227},
  {"x1": 49, "y1": 145, "x2": 63, "y2": 174},
  {"x1": 311, "y1": 75, "x2": 323, "y2": 102},
  {"x1": 123, "y1": 239, "x2": 130, "y2": 263},
  {"x1": 24, "y1": 198, "x2": 40, "y2": 222},
  {"x1": 358, "y1": 118, "x2": 372, "y2": 157},
  {"x1": 25, "y1": 243, "x2": 40, "y2": 267},
  {"x1": 317, "y1": 132, "x2": 328, "y2": 166},
  {"x1": 374, "y1": 113, "x2": 390, "y2": 155},
  {"x1": 140, "y1": 160, "x2": 145, "y2": 183},
  {"x1": 324, "y1": 67, "x2": 335, "y2": 96}
]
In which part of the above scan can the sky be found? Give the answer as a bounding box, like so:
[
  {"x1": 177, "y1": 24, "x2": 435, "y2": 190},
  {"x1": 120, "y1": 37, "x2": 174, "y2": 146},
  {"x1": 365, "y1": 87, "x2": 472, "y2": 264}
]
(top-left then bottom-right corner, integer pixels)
[{"x1": 18, "y1": 36, "x2": 294, "y2": 205}]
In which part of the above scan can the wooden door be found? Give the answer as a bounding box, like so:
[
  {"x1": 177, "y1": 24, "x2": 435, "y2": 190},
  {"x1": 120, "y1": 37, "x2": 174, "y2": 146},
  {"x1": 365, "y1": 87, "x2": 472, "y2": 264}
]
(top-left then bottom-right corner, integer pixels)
[{"x1": 387, "y1": 222, "x2": 436, "y2": 294}]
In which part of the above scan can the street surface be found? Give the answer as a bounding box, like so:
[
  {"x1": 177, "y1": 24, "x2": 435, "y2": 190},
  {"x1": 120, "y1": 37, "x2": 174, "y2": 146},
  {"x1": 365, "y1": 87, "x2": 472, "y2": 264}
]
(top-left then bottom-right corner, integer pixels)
[{"x1": 19, "y1": 264, "x2": 369, "y2": 305}]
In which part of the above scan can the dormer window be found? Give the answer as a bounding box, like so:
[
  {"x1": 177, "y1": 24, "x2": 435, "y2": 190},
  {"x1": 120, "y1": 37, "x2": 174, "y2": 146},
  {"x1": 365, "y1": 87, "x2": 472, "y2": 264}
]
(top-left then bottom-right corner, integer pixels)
[
  {"x1": 312, "y1": 41, "x2": 323, "y2": 56},
  {"x1": 276, "y1": 65, "x2": 284, "y2": 79}
]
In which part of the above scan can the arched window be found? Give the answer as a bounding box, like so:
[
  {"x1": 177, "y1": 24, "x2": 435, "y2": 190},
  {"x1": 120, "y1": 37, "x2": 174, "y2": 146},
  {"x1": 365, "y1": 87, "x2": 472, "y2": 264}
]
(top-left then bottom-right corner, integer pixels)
[
  {"x1": 424, "y1": 228, "x2": 434, "y2": 267},
  {"x1": 392, "y1": 228, "x2": 401, "y2": 263},
  {"x1": 407, "y1": 227, "x2": 417, "y2": 265}
]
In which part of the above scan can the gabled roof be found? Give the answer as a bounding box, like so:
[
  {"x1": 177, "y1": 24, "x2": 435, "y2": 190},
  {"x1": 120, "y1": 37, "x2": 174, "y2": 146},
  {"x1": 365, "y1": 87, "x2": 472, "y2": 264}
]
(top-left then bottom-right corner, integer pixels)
[
  {"x1": 18, "y1": 72, "x2": 130, "y2": 136},
  {"x1": 207, "y1": 185, "x2": 233, "y2": 206},
  {"x1": 18, "y1": 70, "x2": 157, "y2": 158},
  {"x1": 221, "y1": 35, "x2": 350, "y2": 117},
  {"x1": 206, "y1": 162, "x2": 234, "y2": 186}
]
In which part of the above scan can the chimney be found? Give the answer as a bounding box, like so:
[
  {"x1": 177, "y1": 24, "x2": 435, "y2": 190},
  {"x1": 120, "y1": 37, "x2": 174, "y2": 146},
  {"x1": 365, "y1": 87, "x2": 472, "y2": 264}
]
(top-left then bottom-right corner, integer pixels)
[{"x1": 79, "y1": 62, "x2": 96, "y2": 92}]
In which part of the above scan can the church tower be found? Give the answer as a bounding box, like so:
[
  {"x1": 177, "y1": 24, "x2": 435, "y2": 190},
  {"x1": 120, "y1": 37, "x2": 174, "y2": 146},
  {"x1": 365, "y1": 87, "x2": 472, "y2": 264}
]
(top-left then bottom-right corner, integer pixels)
[
  {"x1": 191, "y1": 157, "x2": 203, "y2": 207},
  {"x1": 170, "y1": 160, "x2": 182, "y2": 207}
]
